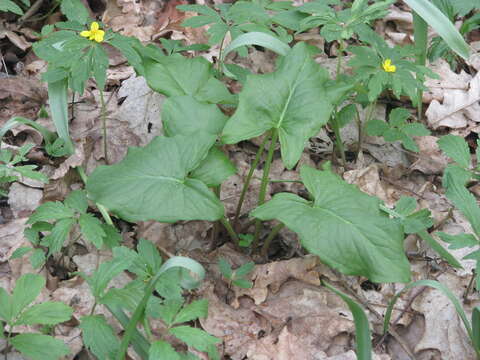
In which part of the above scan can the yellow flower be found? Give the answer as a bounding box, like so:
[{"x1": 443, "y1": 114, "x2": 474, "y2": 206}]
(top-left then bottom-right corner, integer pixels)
[
  {"x1": 382, "y1": 58, "x2": 396, "y2": 73},
  {"x1": 80, "y1": 22, "x2": 105, "y2": 43}
]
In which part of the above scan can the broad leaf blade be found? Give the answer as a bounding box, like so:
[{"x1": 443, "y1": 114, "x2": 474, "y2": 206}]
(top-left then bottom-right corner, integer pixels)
[
  {"x1": 15, "y1": 301, "x2": 73, "y2": 325},
  {"x1": 87, "y1": 134, "x2": 224, "y2": 223},
  {"x1": 10, "y1": 334, "x2": 69, "y2": 360},
  {"x1": 222, "y1": 42, "x2": 346, "y2": 169},
  {"x1": 80, "y1": 315, "x2": 120, "y2": 360},
  {"x1": 149, "y1": 341, "x2": 180, "y2": 360},
  {"x1": 251, "y1": 166, "x2": 411, "y2": 283},
  {"x1": 11, "y1": 274, "x2": 45, "y2": 319},
  {"x1": 438, "y1": 135, "x2": 471, "y2": 169},
  {"x1": 48, "y1": 79, "x2": 74, "y2": 154}
]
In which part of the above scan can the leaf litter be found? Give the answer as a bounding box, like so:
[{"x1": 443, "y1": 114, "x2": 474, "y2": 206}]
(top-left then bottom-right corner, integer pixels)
[{"x1": 1, "y1": 1, "x2": 480, "y2": 359}]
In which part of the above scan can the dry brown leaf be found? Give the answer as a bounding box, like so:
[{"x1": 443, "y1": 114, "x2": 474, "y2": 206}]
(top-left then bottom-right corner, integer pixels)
[
  {"x1": 409, "y1": 135, "x2": 448, "y2": 175},
  {"x1": 0, "y1": 218, "x2": 27, "y2": 263},
  {"x1": 7, "y1": 183, "x2": 42, "y2": 218}
]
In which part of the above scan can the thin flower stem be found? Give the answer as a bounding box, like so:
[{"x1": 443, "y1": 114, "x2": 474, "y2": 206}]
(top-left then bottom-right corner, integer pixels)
[
  {"x1": 253, "y1": 129, "x2": 279, "y2": 247},
  {"x1": 260, "y1": 223, "x2": 285, "y2": 257},
  {"x1": 220, "y1": 217, "x2": 239, "y2": 245},
  {"x1": 99, "y1": 89, "x2": 108, "y2": 164},
  {"x1": 234, "y1": 135, "x2": 269, "y2": 226}
]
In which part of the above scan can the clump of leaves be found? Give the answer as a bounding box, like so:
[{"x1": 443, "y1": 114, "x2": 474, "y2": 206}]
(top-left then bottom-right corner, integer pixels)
[
  {"x1": 219, "y1": 258, "x2": 254, "y2": 288},
  {"x1": 365, "y1": 108, "x2": 430, "y2": 152},
  {"x1": 0, "y1": 273, "x2": 73, "y2": 360},
  {"x1": 437, "y1": 135, "x2": 480, "y2": 287},
  {"x1": 17, "y1": 190, "x2": 121, "y2": 269},
  {"x1": 0, "y1": 143, "x2": 48, "y2": 196},
  {"x1": 0, "y1": 0, "x2": 30, "y2": 15}
]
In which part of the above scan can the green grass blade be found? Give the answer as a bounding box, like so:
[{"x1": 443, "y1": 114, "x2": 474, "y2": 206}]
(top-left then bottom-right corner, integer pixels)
[
  {"x1": 404, "y1": 0, "x2": 470, "y2": 59},
  {"x1": 473, "y1": 307, "x2": 480, "y2": 353},
  {"x1": 384, "y1": 280, "x2": 473, "y2": 346},
  {"x1": 0, "y1": 117, "x2": 57, "y2": 144},
  {"x1": 48, "y1": 79, "x2": 74, "y2": 154},
  {"x1": 413, "y1": 11, "x2": 428, "y2": 118},
  {"x1": 222, "y1": 32, "x2": 290, "y2": 61},
  {"x1": 116, "y1": 256, "x2": 205, "y2": 360},
  {"x1": 323, "y1": 281, "x2": 372, "y2": 360}
]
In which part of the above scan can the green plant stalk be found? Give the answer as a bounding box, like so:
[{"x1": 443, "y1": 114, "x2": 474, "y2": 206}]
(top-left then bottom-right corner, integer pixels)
[
  {"x1": 260, "y1": 223, "x2": 285, "y2": 257},
  {"x1": 99, "y1": 89, "x2": 108, "y2": 164},
  {"x1": 234, "y1": 135, "x2": 269, "y2": 225},
  {"x1": 97, "y1": 203, "x2": 114, "y2": 226},
  {"x1": 331, "y1": 113, "x2": 347, "y2": 167},
  {"x1": 413, "y1": 12, "x2": 428, "y2": 121},
  {"x1": 253, "y1": 129, "x2": 279, "y2": 246},
  {"x1": 354, "y1": 104, "x2": 363, "y2": 159},
  {"x1": 220, "y1": 217, "x2": 240, "y2": 245}
]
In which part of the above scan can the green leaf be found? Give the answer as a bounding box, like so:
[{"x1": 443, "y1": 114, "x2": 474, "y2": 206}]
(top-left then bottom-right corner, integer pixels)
[
  {"x1": 10, "y1": 246, "x2": 33, "y2": 260},
  {"x1": 437, "y1": 232, "x2": 479, "y2": 250},
  {"x1": 137, "y1": 238, "x2": 162, "y2": 274},
  {"x1": 0, "y1": 0, "x2": 24, "y2": 15},
  {"x1": 60, "y1": 0, "x2": 89, "y2": 24},
  {"x1": 472, "y1": 307, "x2": 480, "y2": 352},
  {"x1": 169, "y1": 326, "x2": 221, "y2": 353},
  {"x1": 222, "y1": 31, "x2": 290, "y2": 59},
  {"x1": 157, "y1": 299, "x2": 184, "y2": 326},
  {"x1": 11, "y1": 274, "x2": 45, "y2": 319},
  {"x1": 174, "y1": 299, "x2": 208, "y2": 324},
  {"x1": 438, "y1": 135, "x2": 471, "y2": 169},
  {"x1": 64, "y1": 189, "x2": 88, "y2": 213},
  {"x1": 417, "y1": 230, "x2": 463, "y2": 269},
  {"x1": 30, "y1": 249, "x2": 46, "y2": 269},
  {"x1": 251, "y1": 165, "x2": 411, "y2": 283},
  {"x1": 102, "y1": 224, "x2": 122, "y2": 249},
  {"x1": 48, "y1": 79, "x2": 75, "y2": 154},
  {"x1": 87, "y1": 247, "x2": 135, "y2": 298},
  {"x1": 336, "y1": 104, "x2": 357, "y2": 128},
  {"x1": 15, "y1": 302, "x2": 73, "y2": 325},
  {"x1": 234, "y1": 261, "x2": 254, "y2": 278},
  {"x1": 323, "y1": 281, "x2": 372, "y2": 360},
  {"x1": 404, "y1": 0, "x2": 470, "y2": 59},
  {"x1": 0, "y1": 288, "x2": 11, "y2": 322},
  {"x1": 365, "y1": 119, "x2": 389, "y2": 136},
  {"x1": 41, "y1": 217, "x2": 76, "y2": 255},
  {"x1": 92, "y1": 44, "x2": 109, "y2": 90},
  {"x1": 190, "y1": 147, "x2": 236, "y2": 187},
  {"x1": 144, "y1": 54, "x2": 232, "y2": 104},
  {"x1": 162, "y1": 95, "x2": 228, "y2": 137},
  {"x1": 218, "y1": 258, "x2": 232, "y2": 279},
  {"x1": 232, "y1": 279, "x2": 253, "y2": 288},
  {"x1": 87, "y1": 134, "x2": 224, "y2": 223},
  {"x1": 27, "y1": 201, "x2": 75, "y2": 224},
  {"x1": 10, "y1": 334, "x2": 69, "y2": 360},
  {"x1": 79, "y1": 213, "x2": 105, "y2": 249},
  {"x1": 80, "y1": 315, "x2": 120, "y2": 360},
  {"x1": 14, "y1": 165, "x2": 49, "y2": 183},
  {"x1": 149, "y1": 341, "x2": 181, "y2": 360},
  {"x1": 222, "y1": 42, "x2": 347, "y2": 169}
]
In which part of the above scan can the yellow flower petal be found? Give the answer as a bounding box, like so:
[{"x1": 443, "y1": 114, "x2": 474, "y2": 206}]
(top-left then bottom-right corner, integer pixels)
[
  {"x1": 94, "y1": 30, "x2": 105, "y2": 43},
  {"x1": 90, "y1": 22, "x2": 99, "y2": 31},
  {"x1": 80, "y1": 30, "x2": 91, "y2": 38},
  {"x1": 382, "y1": 59, "x2": 396, "y2": 73}
]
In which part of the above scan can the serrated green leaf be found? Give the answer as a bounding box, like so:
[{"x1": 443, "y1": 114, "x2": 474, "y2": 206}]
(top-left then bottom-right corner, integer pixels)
[
  {"x1": 10, "y1": 247, "x2": 33, "y2": 260},
  {"x1": 0, "y1": 0, "x2": 24, "y2": 14},
  {"x1": 60, "y1": 0, "x2": 88, "y2": 24},
  {"x1": 64, "y1": 189, "x2": 88, "y2": 213},
  {"x1": 394, "y1": 196, "x2": 417, "y2": 216},
  {"x1": 30, "y1": 248, "x2": 46, "y2": 269},
  {"x1": 365, "y1": 119, "x2": 389, "y2": 136},
  {"x1": 41, "y1": 217, "x2": 75, "y2": 255},
  {"x1": 437, "y1": 232, "x2": 479, "y2": 250},
  {"x1": 0, "y1": 288, "x2": 11, "y2": 322},
  {"x1": 232, "y1": 279, "x2": 253, "y2": 288},
  {"x1": 234, "y1": 261, "x2": 254, "y2": 278},
  {"x1": 15, "y1": 301, "x2": 73, "y2": 326},
  {"x1": 93, "y1": 44, "x2": 109, "y2": 90},
  {"x1": 336, "y1": 104, "x2": 357, "y2": 128},
  {"x1": 174, "y1": 299, "x2": 208, "y2": 324},
  {"x1": 157, "y1": 299, "x2": 184, "y2": 326},
  {"x1": 169, "y1": 326, "x2": 221, "y2": 353},
  {"x1": 27, "y1": 201, "x2": 75, "y2": 224},
  {"x1": 11, "y1": 334, "x2": 69, "y2": 360},
  {"x1": 14, "y1": 165, "x2": 49, "y2": 183},
  {"x1": 438, "y1": 134, "x2": 471, "y2": 169},
  {"x1": 251, "y1": 165, "x2": 411, "y2": 283},
  {"x1": 222, "y1": 42, "x2": 348, "y2": 169},
  {"x1": 102, "y1": 224, "x2": 122, "y2": 249},
  {"x1": 79, "y1": 213, "x2": 105, "y2": 249},
  {"x1": 11, "y1": 274, "x2": 45, "y2": 319},
  {"x1": 403, "y1": 209, "x2": 433, "y2": 233},
  {"x1": 149, "y1": 340, "x2": 181, "y2": 360},
  {"x1": 137, "y1": 238, "x2": 162, "y2": 274},
  {"x1": 87, "y1": 134, "x2": 224, "y2": 223},
  {"x1": 80, "y1": 315, "x2": 120, "y2": 360},
  {"x1": 218, "y1": 258, "x2": 232, "y2": 279}
]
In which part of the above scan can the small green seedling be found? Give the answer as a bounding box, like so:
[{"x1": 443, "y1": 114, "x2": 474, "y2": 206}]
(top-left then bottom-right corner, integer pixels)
[
  {"x1": 0, "y1": 273, "x2": 73, "y2": 360},
  {"x1": 365, "y1": 108, "x2": 430, "y2": 152},
  {"x1": 219, "y1": 257, "x2": 254, "y2": 288},
  {"x1": 0, "y1": 144, "x2": 48, "y2": 196}
]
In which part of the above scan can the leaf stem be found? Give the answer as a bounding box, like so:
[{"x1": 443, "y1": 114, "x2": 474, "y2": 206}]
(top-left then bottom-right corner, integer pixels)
[
  {"x1": 99, "y1": 89, "x2": 108, "y2": 164},
  {"x1": 253, "y1": 129, "x2": 279, "y2": 247},
  {"x1": 234, "y1": 135, "x2": 269, "y2": 226},
  {"x1": 260, "y1": 223, "x2": 285, "y2": 258},
  {"x1": 96, "y1": 203, "x2": 114, "y2": 226},
  {"x1": 220, "y1": 217, "x2": 239, "y2": 245}
]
